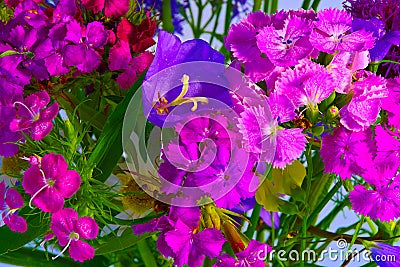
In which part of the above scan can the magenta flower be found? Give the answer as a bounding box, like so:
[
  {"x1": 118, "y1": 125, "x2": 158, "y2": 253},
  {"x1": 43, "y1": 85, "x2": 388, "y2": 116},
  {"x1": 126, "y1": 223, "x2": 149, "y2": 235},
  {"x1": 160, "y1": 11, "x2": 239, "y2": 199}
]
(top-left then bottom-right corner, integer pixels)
[
  {"x1": 82, "y1": 0, "x2": 129, "y2": 18},
  {"x1": 339, "y1": 71, "x2": 388, "y2": 131},
  {"x1": 275, "y1": 60, "x2": 335, "y2": 108},
  {"x1": 374, "y1": 126, "x2": 400, "y2": 174},
  {"x1": 382, "y1": 77, "x2": 400, "y2": 128},
  {"x1": 225, "y1": 11, "x2": 275, "y2": 81},
  {"x1": 133, "y1": 206, "x2": 225, "y2": 267},
  {"x1": 257, "y1": 16, "x2": 313, "y2": 67},
  {"x1": 0, "y1": 182, "x2": 27, "y2": 233},
  {"x1": 320, "y1": 127, "x2": 375, "y2": 179},
  {"x1": 108, "y1": 41, "x2": 154, "y2": 90},
  {"x1": 63, "y1": 20, "x2": 108, "y2": 73},
  {"x1": 10, "y1": 91, "x2": 59, "y2": 141},
  {"x1": 328, "y1": 51, "x2": 370, "y2": 94},
  {"x1": 214, "y1": 240, "x2": 271, "y2": 267},
  {"x1": 349, "y1": 177, "x2": 400, "y2": 222},
  {"x1": 238, "y1": 94, "x2": 306, "y2": 168},
  {"x1": 310, "y1": 8, "x2": 374, "y2": 53},
  {"x1": 165, "y1": 219, "x2": 225, "y2": 267},
  {"x1": 50, "y1": 208, "x2": 99, "y2": 262},
  {"x1": 22, "y1": 153, "x2": 81, "y2": 213}
]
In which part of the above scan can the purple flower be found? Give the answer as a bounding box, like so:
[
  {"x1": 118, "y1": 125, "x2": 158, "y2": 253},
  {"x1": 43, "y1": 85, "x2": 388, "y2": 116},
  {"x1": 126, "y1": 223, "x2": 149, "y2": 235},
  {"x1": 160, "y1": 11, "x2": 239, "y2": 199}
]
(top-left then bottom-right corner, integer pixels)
[
  {"x1": 370, "y1": 243, "x2": 400, "y2": 266},
  {"x1": 328, "y1": 51, "x2": 370, "y2": 94},
  {"x1": 320, "y1": 127, "x2": 375, "y2": 179},
  {"x1": 225, "y1": 11, "x2": 274, "y2": 81},
  {"x1": 0, "y1": 25, "x2": 52, "y2": 81},
  {"x1": 238, "y1": 93, "x2": 307, "y2": 168},
  {"x1": 382, "y1": 77, "x2": 400, "y2": 128},
  {"x1": 339, "y1": 71, "x2": 388, "y2": 131},
  {"x1": 374, "y1": 126, "x2": 400, "y2": 174},
  {"x1": 142, "y1": 31, "x2": 231, "y2": 128},
  {"x1": 349, "y1": 177, "x2": 400, "y2": 222},
  {"x1": 108, "y1": 41, "x2": 154, "y2": 90},
  {"x1": 309, "y1": 8, "x2": 374, "y2": 54},
  {"x1": 10, "y1": 91, "x2": 59, "y2": 141},
  {"x1": 257, "y1": 16, "x2": 313, "y2": 67},
  {"x1": 50, "y1": 208, "x2": 98, "y2": 262},
  {"x1": 133, "y1": 206, "x2": 225, "y2": 267},
  {"x1": 82, "y1": 0, "x2": 129, "y2": 18},
  {"x1": 275, "y1": 59, "x2": 335, "y2": 108},
  {"x1": 352, "y1": 18, "x2": 400, "y2": 62},
  {"x1": 22, "y1": 153, "x2": 81, "y2": 213},
  {"x1": 63, "y1": 20, "x2": 108, "y2": 73},
  {"x1": 0, "y1": 181, "x2": 27, "y2": 233},
  {"x1": 214, "y1": 240, "x2": 271, "y2": 267},
  {"x1": 0, "y1": 77, "x2": 23, "y2": 157},
  {"x1": 165, "y1": 219, "x2": 225, "y2": 267}
]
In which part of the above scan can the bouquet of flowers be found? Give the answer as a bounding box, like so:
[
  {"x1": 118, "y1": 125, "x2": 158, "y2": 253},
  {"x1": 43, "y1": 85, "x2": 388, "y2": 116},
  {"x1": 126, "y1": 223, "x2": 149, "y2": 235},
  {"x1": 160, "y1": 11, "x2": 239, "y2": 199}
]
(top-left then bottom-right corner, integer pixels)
[{"x1": 1, "y1": 0, "x2": 400, "y2": 266}]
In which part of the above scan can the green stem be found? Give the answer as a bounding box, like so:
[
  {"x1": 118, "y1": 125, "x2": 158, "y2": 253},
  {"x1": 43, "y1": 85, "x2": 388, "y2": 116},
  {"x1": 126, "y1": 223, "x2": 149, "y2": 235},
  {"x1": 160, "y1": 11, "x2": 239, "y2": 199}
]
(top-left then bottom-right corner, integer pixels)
[
  {"x1": 253, "y1": 0, "x2": 262, "y2": 11},
  {"x1": 311, "y1": 0, "x2": 321, "y2": 10},
  {"x1": 347, "y1": 216, "x2": 365, "y2": 252},
  {"x1": 271, "y1": 211, "x2": 275, "y2": 246},
  {"x1": 301, "y1": 0, "x2": 311, "y2": 9},
  {"x1": 137, "y1": 239, "x2": 157, "y2": 267},
  {"x1": 263, "y1": 0, "x2": 270, "y2": 13},
  {"x1": 245, "y1": 203, "x2": 262, "y2": 239},
  {"x1": 301, "y1": 143, "x2": 314, "y2": 267},
  {"x1": 224, "y1": 1, "x2": 233, "y2": 35},
  {"x1": 209, "y1": 1, "x2": 222, "y2": 45},
  {"x1": 195, "y1": 0, "x2": 203, "y2": 38},
  {"x1": 308, "y1": 180, "x2": 342, "y2": 228},
  {"x1": 161, "y1": 0, "x2": 174, "y2": 33},
  {"x1": 271, "y1": 0, "x2": 278, "y2": 13}
]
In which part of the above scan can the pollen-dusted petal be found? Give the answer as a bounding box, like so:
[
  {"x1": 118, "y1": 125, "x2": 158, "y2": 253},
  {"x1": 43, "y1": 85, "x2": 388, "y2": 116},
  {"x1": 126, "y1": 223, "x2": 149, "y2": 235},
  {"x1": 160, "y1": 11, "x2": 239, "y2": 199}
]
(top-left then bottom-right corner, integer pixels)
[
  {"x1": 273, "y1": 128, "x2": 307, "y2": 169},
  {"x1": 39, "y1": 102, "x2": 59, "y2": 122},
  {"x1": 30, "y1": 121, "x2": 53, "y2": 141},
  {"x1": 194, "y1": 228, "x2": 225, "y2": 258},
  {"x1": 86, "y1": 21, "x2": 108, "y2": 48},
  {"x1": 69, "y1": 240, "x2": 95, "y2": 262},
  {"x1": 22, "y1": 165, "x2": 46, "y2": 195},
  {"x1": 31, "y1": 186, "x2": 64, "y2": 212},
  {"x1": 349, "y1": 181, "x2": 400, "y2": 221},
  {"x1": 257, "y1": 16, "x2": 313, "y2": 67},
  {"x1": 108, "y1": 41, "x2": 131, "y2": 71},
  {"x1": 76, "y1": 216, "x2": 99, "y2": 240},
  {"x1": 5, "y1": 188, "x2": 24, "y2": 209},
  {"x1": 320, "y1": 127, "x2": 375, "y2": 179},
  {"x1": 55, "y1": 169, "x2": 81, "y2": 198},
  {"x1": 41, "y1": 153, "x2": 68, "y2": 179},
  {"x1": 65, "y1": 20, "x2": 82, "y2": 44},
  {"x1": 225, "y1": 22, "x2": 259, "y2": 63},
  {"x1": 104, "y1": 0, "x2": 129, "y2": 18},
  {"x1": 3, "y1": 214, "x2": 27, "y2": 233},
  {"x1": 50, "y1": 208, "x2": 78, "y2": 246},
  {"x1": 9, "y1": 118, "x2": 32, "y2": 132}
]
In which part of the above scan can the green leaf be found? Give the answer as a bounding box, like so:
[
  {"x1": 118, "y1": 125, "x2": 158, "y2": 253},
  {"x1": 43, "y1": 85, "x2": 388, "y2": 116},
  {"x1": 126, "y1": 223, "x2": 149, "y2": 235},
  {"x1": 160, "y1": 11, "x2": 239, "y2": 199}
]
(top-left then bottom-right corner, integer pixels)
[
  {"x1": 0, "y1": 213, "x2": 49, "y2": 255},
  {"x1": 94, "y1": 230, "x2": 152, "y2": 255},
  {"x1": 0, "y1": 248, "x2": 109, "y2": 267},
  {"x1": 272, "y1": 160, "x2": 306, "y2": 195},
  {"x1": 255, "y1": 160, "x2": 306, "y2": 212},
  {"x1": 89, "y1": 72, "x2": 145, "y2": 182}
]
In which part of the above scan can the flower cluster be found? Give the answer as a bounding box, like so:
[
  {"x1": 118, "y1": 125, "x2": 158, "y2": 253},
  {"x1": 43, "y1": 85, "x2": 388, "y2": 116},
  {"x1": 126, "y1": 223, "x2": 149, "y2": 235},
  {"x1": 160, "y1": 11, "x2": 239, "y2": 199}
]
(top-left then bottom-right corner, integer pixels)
[{"x1": 0, "y1": 0, "x2": 156, "y2": 157}]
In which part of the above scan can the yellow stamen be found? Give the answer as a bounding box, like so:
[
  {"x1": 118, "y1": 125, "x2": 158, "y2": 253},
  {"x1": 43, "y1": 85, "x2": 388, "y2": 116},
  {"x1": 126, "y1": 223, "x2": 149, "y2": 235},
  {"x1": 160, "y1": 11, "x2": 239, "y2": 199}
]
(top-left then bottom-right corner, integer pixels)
[{"x1": 152, "y1": 74, "x2": 209, "y2": 115}]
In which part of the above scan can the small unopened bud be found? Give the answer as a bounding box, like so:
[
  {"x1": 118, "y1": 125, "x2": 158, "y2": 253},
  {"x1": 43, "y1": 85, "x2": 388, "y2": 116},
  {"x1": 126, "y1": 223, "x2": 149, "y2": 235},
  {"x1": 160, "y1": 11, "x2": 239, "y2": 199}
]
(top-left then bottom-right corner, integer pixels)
[{"x1": 326, "y1": 105, "x2": 339, "y2": 121}]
